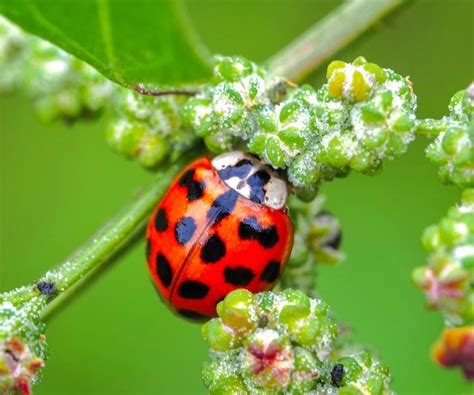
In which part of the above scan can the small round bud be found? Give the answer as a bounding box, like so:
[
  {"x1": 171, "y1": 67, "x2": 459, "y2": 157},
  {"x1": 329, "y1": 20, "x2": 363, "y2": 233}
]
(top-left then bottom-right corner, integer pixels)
[
  {"x1": 202, "y1": 290, "x2": 338, "y2": 393},
  {"x1": 107, "y1": 89, "x2": 193, "y2": 167}
]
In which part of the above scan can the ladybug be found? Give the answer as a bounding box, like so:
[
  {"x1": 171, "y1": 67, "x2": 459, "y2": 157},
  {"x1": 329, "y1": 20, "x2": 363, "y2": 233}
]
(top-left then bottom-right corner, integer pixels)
[{"x1": 146, "y1": 151, "x2": 293, "y2": 321}]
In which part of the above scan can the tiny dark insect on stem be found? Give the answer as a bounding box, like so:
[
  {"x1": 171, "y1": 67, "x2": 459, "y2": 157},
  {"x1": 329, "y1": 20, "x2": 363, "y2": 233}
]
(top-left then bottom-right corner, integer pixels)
[{"x1": 134, "y1": 84, "x2": 197, "y2": 97}]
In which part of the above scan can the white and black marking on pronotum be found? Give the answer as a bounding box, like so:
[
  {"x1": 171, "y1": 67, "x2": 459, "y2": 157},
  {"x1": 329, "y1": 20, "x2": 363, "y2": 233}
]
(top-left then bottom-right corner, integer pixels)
[{"x1": 212, "y1": 151, "x2": 287, "y2": 210}]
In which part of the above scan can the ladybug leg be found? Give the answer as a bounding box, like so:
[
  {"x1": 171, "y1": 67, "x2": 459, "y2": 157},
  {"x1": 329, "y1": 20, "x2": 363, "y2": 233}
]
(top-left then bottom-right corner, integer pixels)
[{"x1": 134, "y1": 84, "x2": 197, "y2": 97}]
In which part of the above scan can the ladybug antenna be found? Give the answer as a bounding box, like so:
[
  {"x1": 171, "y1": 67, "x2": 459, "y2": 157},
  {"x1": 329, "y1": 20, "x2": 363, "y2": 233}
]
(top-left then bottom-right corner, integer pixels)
[{"x1": 134, "y1": 84, "x2": 197, "y2": 97}]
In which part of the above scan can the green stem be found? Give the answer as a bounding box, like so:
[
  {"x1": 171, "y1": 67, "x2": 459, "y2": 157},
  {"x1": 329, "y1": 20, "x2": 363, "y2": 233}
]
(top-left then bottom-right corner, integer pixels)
[
  {"x1": 415, "y1": 118, "x2": 447, "y2": 137},
  {"x1": 2, "y1": 156, "x2": 190, "y2": 320},
  {"x1": 267, "y1": 0, "x2": 402, "y2": 81}
]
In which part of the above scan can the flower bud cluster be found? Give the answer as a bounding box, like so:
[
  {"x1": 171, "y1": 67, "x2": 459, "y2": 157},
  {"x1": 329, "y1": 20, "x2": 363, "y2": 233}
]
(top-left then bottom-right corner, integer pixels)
[
  {"x1": 184, "y1": 56, "x2": 417, "y2": 199},
  {"x1": 425, "y1": 85, "x2": 474, "y2": 189},
  {"x1": 0, "y1": 287, "x2": 49, "y2": 394},
  {"x1": 0, "y1": 16, "x2": 114, "y2": 122},
  {"x1": 106, "y1": 90, "x2": 194, "y2": 168},
  {"x1": 412, "y1": 189, "x2": 474, "y2": 326},
  {"x1": 201, "y1": 289, "x2": 392, "y2": 394}
]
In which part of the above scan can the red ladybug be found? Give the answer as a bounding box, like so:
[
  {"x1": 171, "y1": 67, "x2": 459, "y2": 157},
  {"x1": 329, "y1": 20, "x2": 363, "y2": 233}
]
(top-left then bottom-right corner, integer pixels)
[{"x1": 146, "y1": 151, "x2": 293, "y2": 321}]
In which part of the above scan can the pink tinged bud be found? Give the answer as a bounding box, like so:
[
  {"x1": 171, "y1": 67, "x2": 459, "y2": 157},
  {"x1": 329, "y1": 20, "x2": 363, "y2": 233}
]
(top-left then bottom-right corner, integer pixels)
[
  {"x1": 422, "y1": 268, "x2": 467, "y2": 308},
  {"x1": 1, "y1": 337, "x2": 45, "y2": 395},
  {"x1": 433, "y1": 326, "x2": 474, "y2": 380},
  {"x1": 243, "y1": 329, "x2": 294, "y2": 389}
]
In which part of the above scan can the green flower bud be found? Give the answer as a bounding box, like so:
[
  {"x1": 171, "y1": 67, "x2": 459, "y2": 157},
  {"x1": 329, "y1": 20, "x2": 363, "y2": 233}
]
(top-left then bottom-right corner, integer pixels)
[
  {"x1": 331, "y1": 351, "x2": 392, "y2": 395},
  {"x1": 425, "y1": 85, "x2": 473, "y2": 189},
  {"x1": 107, "y1": 89, "x2": 194, "y2": 168},
  {"x1": 217, "y1": 289, "x2": 257, "y2": 334},
  {"x1": 202, "y1": 289, "x2": 338, "y2": 393}
]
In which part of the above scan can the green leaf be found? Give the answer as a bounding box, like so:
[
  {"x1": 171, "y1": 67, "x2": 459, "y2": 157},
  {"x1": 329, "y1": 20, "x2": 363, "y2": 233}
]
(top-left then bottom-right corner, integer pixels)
[{"x1": 0, "y1": 0, "x2": 211, "y2": 87}]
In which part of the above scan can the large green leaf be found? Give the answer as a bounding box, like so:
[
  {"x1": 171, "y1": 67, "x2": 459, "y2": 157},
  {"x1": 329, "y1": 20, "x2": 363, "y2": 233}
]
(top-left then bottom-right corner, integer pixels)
[{"x1": 0, "y1": 0, "x2": 211, "y2": 87}]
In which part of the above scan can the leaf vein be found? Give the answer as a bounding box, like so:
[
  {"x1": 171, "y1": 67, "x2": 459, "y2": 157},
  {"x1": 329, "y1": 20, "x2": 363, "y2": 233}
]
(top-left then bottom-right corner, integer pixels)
[{"x1": 96, "y1": 0, "x2": 116, "y2": 68}]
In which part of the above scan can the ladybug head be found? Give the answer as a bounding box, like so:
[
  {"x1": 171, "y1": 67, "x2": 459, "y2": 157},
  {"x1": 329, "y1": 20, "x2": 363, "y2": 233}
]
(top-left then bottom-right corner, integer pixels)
[{"x1": 212, "y1": 151, "x2": 288, "y2": 210}]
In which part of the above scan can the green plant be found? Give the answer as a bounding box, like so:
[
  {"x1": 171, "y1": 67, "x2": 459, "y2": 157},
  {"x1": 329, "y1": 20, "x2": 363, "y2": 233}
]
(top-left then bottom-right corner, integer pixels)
[{"x1": 0, "y1": 1, "x2": 472, "y2": 393}]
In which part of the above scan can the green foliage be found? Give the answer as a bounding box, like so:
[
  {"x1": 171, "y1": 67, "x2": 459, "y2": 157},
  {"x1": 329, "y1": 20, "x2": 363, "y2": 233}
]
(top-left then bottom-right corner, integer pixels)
[
  {"x1": 425, "y1": 86, "x2": 474, "y2": 189},
  {"x1": 412, "y1": 189, "x2": 474, "y2": 326},
  {"x1": 182, "y1": 56, "x2": 291, "y2": 153},
  {"x1": 184, "y1": 55, "x2": 416, "y2": 199},
  {"x1": 106, "y1": 90, "x2": 195, "y2": 168},
  {"x1": 201, "y1": 289, "x2": 392, "y2": 394},
  {"x1": 0, "y1": 0, "x2": 211, "y2": 87},
  {"x1": 0, "y1": 16, "x2": 114, "y2": 122}
]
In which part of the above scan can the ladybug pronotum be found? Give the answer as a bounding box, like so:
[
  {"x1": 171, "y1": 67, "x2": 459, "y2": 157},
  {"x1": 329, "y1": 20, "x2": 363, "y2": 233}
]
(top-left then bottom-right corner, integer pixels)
[{"x1": 146, "y1": 151, "x2": 294, "y2": 321}]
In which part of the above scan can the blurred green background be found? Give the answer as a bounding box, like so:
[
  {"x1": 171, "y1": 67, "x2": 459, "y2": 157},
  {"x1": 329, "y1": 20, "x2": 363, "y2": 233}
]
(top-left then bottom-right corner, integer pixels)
[{"x1": 1, "y1": 0, "x2": 473, "y2": 394}]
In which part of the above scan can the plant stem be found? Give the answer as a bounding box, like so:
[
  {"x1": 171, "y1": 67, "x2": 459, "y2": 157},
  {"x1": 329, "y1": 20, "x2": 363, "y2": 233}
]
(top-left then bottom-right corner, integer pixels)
[
  {"x1": 415, "y1": 118, "x2": 448, "y2": 137},
  {"x1": 267, "y1": 0, "x2": 402, "y2": 81},
  {"x1": 2, "y1": 156, "x2": 190, "y2": 320}
]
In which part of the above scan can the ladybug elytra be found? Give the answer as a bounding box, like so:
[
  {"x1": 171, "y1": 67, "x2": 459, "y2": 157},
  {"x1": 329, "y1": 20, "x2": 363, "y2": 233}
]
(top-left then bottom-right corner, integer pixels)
[{"x1": 146, "y1": 151, "x2": 294, "y2": 321}]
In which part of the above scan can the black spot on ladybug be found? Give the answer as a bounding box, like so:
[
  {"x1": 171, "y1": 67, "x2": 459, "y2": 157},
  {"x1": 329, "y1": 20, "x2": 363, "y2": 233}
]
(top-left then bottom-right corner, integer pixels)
[
  {"x1": 179, "y1": 169, "x2": 205, "y2": 201},
  {"x1": 178, "y1": 280, "x2": 209, "y2": 299},
  {"x1": 156, "y1": 253, "x2": 173, "y2": 287},
  {"x1": 201, "y1": 234, "x2": 226, "y2": 263},
  {"x1": 238, "y1": 216, "x2": 279, "y2": 248},
  {"x1": 224, "y1": 266, "x2": 255, "y2": 286},
  {"x1": 177, "y1": 309, "x2": 210, "y2": 322},
  {"x1": 331, "y1": 364, "x2": 344, "y2": 387},
  {"x1": 261, "y1": 260, "x2": 280, "y2": 283},
  {"x1": 36, "y1": 281, "x2": 57, "y2": 299},
  {"x1": 154, "y1": 208, "x2": 168, "y2": 232},
  {"x1": 207, "y1": 190, "x2": 238, "y2": 224},
  {"x1": 247, "y1": 169, "x2": 271, "y2": 204},
  {"x1": 218, "y1": 159, "x2": 253, "y2": 180},
  {"x1": 174, "y1": 216, "x2": 196, "y2": 245},
  {"x1": 146, "y1": 238, "x2": 152, "y2": 261}
]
